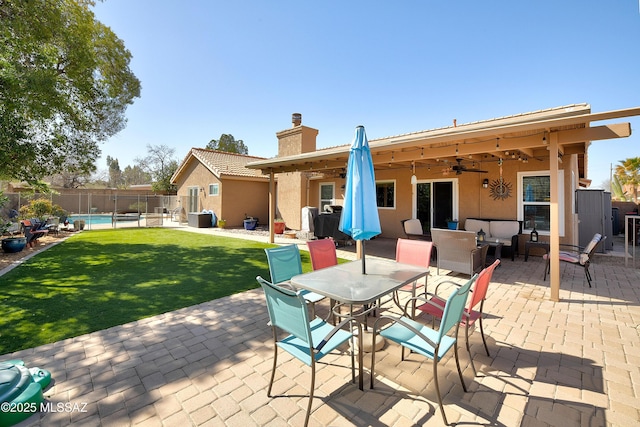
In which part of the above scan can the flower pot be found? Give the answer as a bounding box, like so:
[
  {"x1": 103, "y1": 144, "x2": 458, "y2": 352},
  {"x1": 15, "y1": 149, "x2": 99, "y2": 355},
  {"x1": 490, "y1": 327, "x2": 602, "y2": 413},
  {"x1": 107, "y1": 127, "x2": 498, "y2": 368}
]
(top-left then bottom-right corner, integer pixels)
[
  {"x1": 447, "y1": 221, "x2": 459, "y2": 230},
  {"x1": 243, "y1": 219, "x2": 258, "y2": 230},
  {"x1": 273, "y1": 221, "x2": 285, "y2": 234},
  {"x1": 2, "y1": 237, "x2": 27, "y2": 253}
]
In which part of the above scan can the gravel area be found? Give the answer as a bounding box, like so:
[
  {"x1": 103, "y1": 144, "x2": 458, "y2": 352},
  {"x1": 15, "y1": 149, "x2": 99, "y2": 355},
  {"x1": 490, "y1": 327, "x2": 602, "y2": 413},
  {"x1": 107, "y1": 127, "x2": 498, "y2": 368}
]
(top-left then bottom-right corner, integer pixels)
[{"x1": 0, "y1": 233, "x2": 68, "y2": 272}]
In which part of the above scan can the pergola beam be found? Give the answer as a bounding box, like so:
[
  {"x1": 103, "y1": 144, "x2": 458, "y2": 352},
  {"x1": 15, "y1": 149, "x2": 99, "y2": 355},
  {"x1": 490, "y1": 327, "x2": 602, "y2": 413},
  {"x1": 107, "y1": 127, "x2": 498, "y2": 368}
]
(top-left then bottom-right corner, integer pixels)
[{"x1": 255, "y1": 123, "x2": 632, "y2": 175}]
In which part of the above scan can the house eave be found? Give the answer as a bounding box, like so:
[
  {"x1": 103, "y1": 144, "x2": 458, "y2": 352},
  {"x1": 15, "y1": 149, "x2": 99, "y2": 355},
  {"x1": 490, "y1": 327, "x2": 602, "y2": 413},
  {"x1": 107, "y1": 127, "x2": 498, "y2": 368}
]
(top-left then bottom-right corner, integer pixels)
[{"x1": 246, "y1": 105, "x2": 640, "y2": 175}]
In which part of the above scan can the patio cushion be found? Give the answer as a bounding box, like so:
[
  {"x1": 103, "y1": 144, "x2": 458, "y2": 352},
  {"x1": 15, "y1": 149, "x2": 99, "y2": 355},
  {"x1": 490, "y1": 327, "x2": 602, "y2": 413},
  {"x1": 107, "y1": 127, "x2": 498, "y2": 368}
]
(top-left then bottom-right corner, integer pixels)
[
  {"x1": 404, "y1": 219, "x2": 424, "y2": 235},
  {"x1": 465, "y1": 219, "x2": 492, "y2": 237},
  {"x1": 489, "y1": 221, "x2": 519, "y2": 243},
  {"x1": 543, "y1": 251, "x2": 581, "y2": 264}
]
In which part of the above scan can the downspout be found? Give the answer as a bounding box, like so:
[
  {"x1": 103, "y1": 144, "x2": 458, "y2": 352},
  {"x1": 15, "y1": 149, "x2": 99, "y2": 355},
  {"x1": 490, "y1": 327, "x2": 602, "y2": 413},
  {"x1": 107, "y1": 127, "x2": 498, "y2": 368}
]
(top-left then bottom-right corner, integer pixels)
[
  {"x1": 306, "y1": 173, "x2": 310, "y2": 207},
  {"x1": 268, "y1": 169, "x2": 275, "y2": 244},
  {"x1": 549, "y1": 132, "x2": 560, "y2": 302}
]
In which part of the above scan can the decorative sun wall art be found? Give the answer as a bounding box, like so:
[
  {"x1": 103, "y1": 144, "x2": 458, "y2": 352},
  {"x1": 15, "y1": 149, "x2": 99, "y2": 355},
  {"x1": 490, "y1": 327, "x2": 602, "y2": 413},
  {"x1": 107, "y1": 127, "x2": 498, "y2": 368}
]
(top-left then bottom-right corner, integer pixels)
[
  {"x1": 489, "y1": 177, "x2": 512, "y2": 200},
  {"x1": 489, "y1": 157, "x2": 512, "y2": 200}
]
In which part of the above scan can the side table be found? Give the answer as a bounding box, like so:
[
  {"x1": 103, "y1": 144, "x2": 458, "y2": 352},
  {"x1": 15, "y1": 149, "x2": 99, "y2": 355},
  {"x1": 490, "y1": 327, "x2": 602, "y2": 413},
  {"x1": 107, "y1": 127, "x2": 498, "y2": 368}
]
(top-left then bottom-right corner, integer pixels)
[
  {"x1": 479, "y1": 241, "x2": 503, "y2": 266},
  {"x1": 524, "y1": 241, "x2": 550, "y2": 261}
]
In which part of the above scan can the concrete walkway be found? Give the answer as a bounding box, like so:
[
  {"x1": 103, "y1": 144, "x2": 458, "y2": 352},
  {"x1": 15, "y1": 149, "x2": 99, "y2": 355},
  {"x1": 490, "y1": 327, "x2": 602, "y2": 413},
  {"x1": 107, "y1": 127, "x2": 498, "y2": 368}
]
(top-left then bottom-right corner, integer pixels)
[{"x1": 5, "y1": 226, "x2": 640, "y2": 426}]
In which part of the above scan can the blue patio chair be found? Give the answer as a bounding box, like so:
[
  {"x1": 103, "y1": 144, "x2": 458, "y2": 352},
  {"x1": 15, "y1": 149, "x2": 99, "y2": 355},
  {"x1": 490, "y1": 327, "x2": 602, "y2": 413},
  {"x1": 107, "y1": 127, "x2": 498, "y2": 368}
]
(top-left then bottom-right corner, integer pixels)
[
  {"x1": 370, "y1": 274, "x2": 476, "y2": 426},
  {"x1": 256, "y1": 275, "x2": 362, "y2": 427},
  {"x1": 264, "y1": 244, "x2": 326, "y2": 317}
]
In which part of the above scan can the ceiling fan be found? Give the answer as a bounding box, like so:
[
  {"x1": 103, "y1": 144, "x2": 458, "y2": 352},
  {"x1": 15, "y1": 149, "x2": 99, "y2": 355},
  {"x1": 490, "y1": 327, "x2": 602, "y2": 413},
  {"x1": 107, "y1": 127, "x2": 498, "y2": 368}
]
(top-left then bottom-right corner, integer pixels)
[{"x1": 451, "y1": 158, "x2": 488, "y2": 174}]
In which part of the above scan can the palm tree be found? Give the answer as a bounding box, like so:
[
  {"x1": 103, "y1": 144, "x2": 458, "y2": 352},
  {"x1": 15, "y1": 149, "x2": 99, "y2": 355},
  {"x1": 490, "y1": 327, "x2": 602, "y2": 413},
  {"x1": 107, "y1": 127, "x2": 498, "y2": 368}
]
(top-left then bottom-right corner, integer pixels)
[{"x1": 615, "y1": 157, "x2": 640, "y2": 201}]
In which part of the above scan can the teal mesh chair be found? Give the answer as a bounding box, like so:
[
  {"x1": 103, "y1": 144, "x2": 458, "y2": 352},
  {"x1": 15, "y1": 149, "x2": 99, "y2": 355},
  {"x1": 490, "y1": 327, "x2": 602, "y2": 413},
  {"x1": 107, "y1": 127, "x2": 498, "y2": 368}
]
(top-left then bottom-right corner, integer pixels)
[
  {"x1": 370, "y1": 274, "x2": 476, "y2": 426},
  {"x1": 264, "y1": 244, "x2": 326, "y2": 316},
  {"x1": 417, "y1": 259, "x2": 500, "y2": 374},
  {"x1": 256, "y1": 276, "x2": 362, "y2": 427}
]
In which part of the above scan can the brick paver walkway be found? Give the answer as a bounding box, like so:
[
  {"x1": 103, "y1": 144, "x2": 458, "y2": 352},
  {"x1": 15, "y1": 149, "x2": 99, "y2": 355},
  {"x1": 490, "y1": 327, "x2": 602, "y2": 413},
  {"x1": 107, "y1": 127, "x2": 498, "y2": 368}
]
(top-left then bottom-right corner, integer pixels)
[{"x1": 5, "y1": 233, "x2": 640, "y2": 426}]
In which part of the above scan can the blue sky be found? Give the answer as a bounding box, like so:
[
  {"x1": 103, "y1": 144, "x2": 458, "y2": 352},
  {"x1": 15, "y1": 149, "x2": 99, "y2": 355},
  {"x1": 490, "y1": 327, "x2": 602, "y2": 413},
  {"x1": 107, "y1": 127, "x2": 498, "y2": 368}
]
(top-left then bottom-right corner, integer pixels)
[{"x1": 92, "y1": 0, "x2": 640, "y2": 188}]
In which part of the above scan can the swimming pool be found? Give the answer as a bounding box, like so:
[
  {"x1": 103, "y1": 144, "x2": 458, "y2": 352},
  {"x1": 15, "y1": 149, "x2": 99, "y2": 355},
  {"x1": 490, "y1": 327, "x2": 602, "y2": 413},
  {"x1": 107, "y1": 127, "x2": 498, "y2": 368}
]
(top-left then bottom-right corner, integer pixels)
[
  {"x1": 69, "y1": 214, "x2": 113, "y2": 225},
  {"x1": 69, "y1": 214, "x2": 141, "y2": 225}
]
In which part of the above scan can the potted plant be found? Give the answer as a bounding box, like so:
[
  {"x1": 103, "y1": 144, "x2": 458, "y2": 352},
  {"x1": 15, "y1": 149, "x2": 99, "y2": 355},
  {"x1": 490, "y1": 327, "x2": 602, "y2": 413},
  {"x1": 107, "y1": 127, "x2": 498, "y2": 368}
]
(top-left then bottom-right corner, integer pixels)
[
  {"x1": 217, "y1": 219, "x2": 226, "y2": 228},
  {"x1": 243, "y1": 216, "x2": 258, "y2": 230},
  {"x1": 2, "y1": 235, "x2": 27, "y2": 253},
  {"x1": 446, "y1": 218, "x2": 459, "y2": 230},
  {"x1": 273, "y1": 218, "x2": 286, "y2": 234}
]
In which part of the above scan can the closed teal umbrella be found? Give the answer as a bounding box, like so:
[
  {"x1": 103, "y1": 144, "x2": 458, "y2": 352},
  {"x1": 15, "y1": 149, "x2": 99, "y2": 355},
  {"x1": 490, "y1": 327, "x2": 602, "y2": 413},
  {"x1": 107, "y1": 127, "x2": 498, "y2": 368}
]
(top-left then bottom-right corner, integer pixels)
[{"x1": 339, "y1": 125, "x2": 381, "y2": 273}]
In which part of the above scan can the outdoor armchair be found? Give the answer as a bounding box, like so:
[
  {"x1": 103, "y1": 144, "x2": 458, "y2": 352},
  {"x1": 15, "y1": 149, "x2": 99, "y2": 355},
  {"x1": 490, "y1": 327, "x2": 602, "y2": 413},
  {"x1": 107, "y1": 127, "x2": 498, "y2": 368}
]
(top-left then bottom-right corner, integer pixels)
[
  {"x1": 401, "y1": 218, "x2": 432, "y2": 241},
  {"x1": 21, "y1": 219, "x2": 48, "y2": 247},
  {"x1": 306, "y1": 239, "x2": 339, "y2": 322},
  {"x1": 431, "y1": 228, "x2": 488, "y2": 276},
  {"x1": 264, "y1": 244, "x2": 326, "y2": 316},
  {"x1": 371, "y1": 274, "x2": 476, "y2": 426},
  {"x1": 392, "y1": 238, "x2": 433, "y2": 316},
  {"x1": 256, "y1": 275, "x2": 362, "y2": 427},
  {"x1": 417, "y1": 259, "x2": 500, "y2": 374},
  {"x1": 543, "y1": 233, "x2": 605, "y2": 287}
]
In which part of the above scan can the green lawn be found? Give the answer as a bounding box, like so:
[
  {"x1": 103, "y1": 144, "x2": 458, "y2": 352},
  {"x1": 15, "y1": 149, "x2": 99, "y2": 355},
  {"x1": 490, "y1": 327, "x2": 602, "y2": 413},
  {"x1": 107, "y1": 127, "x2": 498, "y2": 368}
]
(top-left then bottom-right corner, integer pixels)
[{"x1": 0, "y1": 228, "x2": 314, "y2": 355}]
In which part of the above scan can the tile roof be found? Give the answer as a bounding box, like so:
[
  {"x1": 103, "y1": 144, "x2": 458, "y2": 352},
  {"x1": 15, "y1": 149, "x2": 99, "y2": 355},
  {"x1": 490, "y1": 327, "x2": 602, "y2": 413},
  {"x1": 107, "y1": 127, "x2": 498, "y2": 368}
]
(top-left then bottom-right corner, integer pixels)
[{"x1": 173, "y1": 148, "x2": 269, "y2": 182}]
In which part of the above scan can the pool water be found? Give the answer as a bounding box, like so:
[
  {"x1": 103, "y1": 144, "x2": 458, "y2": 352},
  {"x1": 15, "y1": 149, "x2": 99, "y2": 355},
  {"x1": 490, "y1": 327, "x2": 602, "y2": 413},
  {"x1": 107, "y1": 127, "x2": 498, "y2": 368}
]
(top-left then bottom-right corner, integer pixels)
[{"x1": 69, "y1": 214, "x2": 117, "y2": 225}]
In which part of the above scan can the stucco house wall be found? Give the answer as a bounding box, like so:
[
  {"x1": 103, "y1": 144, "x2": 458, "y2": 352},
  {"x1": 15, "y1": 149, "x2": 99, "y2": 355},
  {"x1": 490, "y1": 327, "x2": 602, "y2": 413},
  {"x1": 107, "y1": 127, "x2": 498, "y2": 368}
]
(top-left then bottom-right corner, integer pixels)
[
  {"x1": 171, "y1": 148, "x2": 269, "y2": 228},
  {"x1": 304, "y1": 151, "x2": 581, "y2": 249},
  {"x1": 220, "y1": 178, "x2": 269, "y2": 227}
]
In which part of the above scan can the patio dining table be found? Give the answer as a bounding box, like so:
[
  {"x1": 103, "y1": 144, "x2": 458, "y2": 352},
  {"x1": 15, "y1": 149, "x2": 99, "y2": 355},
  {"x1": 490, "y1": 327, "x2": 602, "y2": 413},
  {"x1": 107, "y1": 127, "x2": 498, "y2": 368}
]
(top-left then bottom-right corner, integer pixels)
[{"x1": 291, "y1": 257, "x2": 430, "y2": 389}]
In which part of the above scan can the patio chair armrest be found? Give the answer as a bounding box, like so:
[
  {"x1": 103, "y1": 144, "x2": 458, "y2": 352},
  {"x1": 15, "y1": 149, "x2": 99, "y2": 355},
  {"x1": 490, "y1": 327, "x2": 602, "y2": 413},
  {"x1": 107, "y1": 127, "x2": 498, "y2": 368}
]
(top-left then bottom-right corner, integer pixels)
[
  {"x1": 410, "y1": 296, "x2": 446, "y2": 316},
  {"x1": 434, "y1": 280, "x2": 464, "y2": 295},
  {"x1": 274, "y1": 281, "x2": 296, "y2": 291},
  {"x1": 316, "y1": 316, "x2": 360, "y2": 352},
  {"x1": 558, "y1": 243, "x2": 583, "y2": 252},
  {"x1": 402, "y1": 295, "x2": 431, "y2": 316},
  {"x1": 375, "y1": 315, "x2": 438, "y2": 348}
]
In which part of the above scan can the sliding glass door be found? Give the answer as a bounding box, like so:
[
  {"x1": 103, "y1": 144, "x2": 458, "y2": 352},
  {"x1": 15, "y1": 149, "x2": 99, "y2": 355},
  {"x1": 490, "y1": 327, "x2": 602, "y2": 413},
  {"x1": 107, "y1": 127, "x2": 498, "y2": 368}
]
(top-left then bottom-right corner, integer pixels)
[{"x1": 415, "y1": 179, "x2": 458, "y2": 232}]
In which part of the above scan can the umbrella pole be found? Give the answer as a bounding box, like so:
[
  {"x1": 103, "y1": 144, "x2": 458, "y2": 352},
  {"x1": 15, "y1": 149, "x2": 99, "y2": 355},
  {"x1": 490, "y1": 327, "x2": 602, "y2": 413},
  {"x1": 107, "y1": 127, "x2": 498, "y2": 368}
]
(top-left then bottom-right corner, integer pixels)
[{"x1": 362, "y1": 240, "x2": 366, "y2": 274}]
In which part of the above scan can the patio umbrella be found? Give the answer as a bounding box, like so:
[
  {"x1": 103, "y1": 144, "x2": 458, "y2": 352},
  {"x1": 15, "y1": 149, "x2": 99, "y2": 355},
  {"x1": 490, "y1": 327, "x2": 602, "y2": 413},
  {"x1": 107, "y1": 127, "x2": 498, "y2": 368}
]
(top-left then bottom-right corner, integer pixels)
[{"x1": 339, "y1": 125, "x2": 381, "y2": 274}]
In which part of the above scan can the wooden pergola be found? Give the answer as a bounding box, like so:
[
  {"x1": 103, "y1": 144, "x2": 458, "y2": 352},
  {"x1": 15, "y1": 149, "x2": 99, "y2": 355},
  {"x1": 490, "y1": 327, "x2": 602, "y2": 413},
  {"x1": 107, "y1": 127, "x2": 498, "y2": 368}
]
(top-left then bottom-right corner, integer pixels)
[{"x1": 247, "y1": 105, "x2": 640, "y2": 301}]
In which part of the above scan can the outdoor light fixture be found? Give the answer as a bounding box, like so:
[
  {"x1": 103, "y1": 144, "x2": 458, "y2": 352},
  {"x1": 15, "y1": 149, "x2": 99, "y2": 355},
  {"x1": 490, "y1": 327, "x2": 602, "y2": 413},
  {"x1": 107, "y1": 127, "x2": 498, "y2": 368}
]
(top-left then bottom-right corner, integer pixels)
[
  {"x1": 411, "y1": 161, "x2": 417, "y2": 184},
  {"x1": 482, "y1": 178, "x2": 489, "y2": 188}
]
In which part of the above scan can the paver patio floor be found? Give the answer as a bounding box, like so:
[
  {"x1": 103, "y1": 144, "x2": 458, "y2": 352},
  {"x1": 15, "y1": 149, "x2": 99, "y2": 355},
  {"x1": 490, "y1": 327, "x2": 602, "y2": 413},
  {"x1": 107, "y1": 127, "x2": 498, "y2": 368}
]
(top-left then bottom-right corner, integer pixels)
[{"x1": 5, "y1": 232, "x2": 640, "y2": 426}]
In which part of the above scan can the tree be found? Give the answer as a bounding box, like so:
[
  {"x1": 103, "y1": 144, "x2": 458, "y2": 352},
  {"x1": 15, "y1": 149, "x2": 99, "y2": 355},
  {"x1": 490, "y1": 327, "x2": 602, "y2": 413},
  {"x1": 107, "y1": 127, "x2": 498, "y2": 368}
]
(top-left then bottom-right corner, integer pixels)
[
  {"x1": 48, "y1": 171, "x2": 91, "y2": 189},
  {"x1": 0, "y1": 0, "x2": 141, "y2": 185},
  {"x1": 121, "y1": 165, "x2": 152, "y2": 187},
  {"x1": 206, "y1": 134, "x2": 248, "y2": 154},
  {"x1": 135, "y1": 144, "x2": 178, "y2": 193},
  {"x1": 615, "y1": 157, "x2": 640, "y2": 202},
  {"x1": 106, "y1": 156, "x2": 122, "y2": 188}
]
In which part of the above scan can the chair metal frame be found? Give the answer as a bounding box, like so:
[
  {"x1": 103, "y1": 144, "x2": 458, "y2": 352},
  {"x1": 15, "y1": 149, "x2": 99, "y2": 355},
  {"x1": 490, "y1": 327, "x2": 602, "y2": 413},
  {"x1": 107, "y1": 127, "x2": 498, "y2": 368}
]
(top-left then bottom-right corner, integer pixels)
[
  {"x1": 543, "y1": 233, "x2": 606, "y2": 287},
  {"x1": 416, "y1": 259, "x2": 500, "y2": 374},
  {"x1": 371, "y1": 274, "x2": 476, "y2": 426},
  {"x1": 257, "y1": 275, "x2": 362, "y2": 427}
]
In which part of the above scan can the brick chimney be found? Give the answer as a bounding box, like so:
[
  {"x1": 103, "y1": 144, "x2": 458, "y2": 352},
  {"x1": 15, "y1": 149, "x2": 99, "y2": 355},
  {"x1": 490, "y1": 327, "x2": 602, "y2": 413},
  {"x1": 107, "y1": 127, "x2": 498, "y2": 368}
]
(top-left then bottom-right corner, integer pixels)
[{"x1": 276, "y1": 114, "x2": 318, "y2": 229}]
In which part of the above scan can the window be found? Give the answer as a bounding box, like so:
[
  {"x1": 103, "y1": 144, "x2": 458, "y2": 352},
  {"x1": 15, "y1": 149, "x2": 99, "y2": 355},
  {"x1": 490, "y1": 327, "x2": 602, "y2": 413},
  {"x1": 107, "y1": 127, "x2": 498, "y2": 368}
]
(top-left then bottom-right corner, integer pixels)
[
  {"x1": 319, "y1": 183, "x2": 335, "y2": 211},
  {"x1": 376, "y1": 180, "x2": 395, "y2": 209},
  {"x1": 208, "y1": 183, "x2": 219, "y2": 196},
  {"x1": 518, "y1": 172, "x2": 564, "y2": 235}
]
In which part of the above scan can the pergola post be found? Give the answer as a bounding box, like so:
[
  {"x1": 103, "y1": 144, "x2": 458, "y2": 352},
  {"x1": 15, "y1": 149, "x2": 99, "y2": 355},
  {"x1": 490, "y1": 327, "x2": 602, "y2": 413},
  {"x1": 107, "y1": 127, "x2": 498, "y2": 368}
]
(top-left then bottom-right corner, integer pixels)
[
  {"x1": 549, "y1": 133, "x2": 561, "y2": 301},
  {"x1": 268, "y1": 170, "x2": 275, "y2": 244}
]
